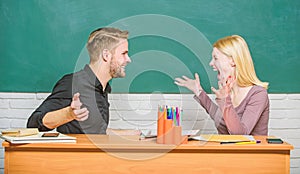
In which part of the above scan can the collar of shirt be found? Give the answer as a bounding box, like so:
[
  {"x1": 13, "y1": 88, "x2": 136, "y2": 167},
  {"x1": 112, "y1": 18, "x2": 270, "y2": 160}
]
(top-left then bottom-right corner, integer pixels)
[{"x1": 83, "y1": 65, "x2": 111, "y2": 94}]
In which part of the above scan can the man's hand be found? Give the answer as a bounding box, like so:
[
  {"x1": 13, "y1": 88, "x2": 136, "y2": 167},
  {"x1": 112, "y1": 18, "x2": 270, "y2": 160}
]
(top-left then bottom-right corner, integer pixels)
[{"x1": 70, "y1": 93, "x2": 89, "y2": 121}]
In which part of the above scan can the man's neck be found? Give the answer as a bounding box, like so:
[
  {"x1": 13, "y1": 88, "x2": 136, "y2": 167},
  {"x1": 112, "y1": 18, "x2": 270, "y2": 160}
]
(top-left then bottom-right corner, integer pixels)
[{"x1": 88, "y1": 63, "x2": 111, "y2": 91}]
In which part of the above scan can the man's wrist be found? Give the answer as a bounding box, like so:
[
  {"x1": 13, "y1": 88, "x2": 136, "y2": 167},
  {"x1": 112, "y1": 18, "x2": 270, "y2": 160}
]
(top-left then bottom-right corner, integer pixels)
[{"x1": 66, "y1": 106, "x2": 76, "y2": 120}]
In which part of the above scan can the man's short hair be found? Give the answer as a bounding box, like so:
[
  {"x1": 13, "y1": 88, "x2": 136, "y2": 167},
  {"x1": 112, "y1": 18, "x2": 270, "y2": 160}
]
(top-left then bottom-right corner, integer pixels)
[{"x1": 87, "y1": 27, "x2": 129, "y2": 63}]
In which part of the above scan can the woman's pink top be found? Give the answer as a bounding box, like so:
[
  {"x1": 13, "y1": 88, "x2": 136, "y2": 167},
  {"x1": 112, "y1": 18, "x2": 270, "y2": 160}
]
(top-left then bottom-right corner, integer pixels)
[{"x1": 193, "y1": 85, "x2": 269, "y2": 135}]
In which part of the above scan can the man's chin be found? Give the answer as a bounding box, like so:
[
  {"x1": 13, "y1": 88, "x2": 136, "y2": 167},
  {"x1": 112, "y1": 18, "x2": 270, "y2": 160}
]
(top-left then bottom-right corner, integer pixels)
[{"x1": 113, "y1": 73, "x2": 126, "y2": 78}]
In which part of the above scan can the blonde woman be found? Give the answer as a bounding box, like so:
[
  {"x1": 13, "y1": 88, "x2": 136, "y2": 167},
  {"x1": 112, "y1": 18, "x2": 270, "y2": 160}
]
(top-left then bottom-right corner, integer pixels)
[{"x1": 175, "y1": 35, "x2": 269, "y2": 135}]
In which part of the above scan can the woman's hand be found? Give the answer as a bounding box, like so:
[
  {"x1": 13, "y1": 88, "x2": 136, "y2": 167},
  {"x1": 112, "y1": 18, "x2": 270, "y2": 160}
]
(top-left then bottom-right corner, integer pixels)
[
  {"x1": 174, "y1": 73, "x2": 203, "y2": 95},
  {"x1": 211, "y1": 76, "x2": 236, "y2": 99}
]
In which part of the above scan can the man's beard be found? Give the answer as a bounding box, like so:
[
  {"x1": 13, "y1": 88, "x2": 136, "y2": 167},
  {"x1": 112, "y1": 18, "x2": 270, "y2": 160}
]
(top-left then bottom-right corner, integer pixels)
[{"x1": 110, "y1": 60, "x2": 124, "y2": 78}]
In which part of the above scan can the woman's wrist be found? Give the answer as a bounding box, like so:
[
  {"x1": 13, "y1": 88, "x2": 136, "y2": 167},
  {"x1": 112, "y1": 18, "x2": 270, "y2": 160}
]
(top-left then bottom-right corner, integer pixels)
[{"x1": 195, "y1": 89, "x2": 202, "y2": 96}]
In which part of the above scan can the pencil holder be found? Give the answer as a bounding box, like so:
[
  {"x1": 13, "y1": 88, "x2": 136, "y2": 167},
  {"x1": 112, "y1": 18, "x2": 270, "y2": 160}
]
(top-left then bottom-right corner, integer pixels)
[
  {"x1": 156, "y1": 111, "x2": 165, "y2": 144},
  {"x1": 156, "y1": 106, "x2": 187, "y2": 145}
]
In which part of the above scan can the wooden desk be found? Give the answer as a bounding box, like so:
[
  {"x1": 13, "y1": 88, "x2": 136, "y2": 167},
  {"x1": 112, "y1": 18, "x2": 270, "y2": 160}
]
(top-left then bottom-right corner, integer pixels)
[{"x1": 3, "y1": 135, "x2": 293, "y2": 174}]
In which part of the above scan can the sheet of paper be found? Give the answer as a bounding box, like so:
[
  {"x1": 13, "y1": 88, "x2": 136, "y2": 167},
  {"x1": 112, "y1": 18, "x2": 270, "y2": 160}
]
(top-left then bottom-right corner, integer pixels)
[{"x1": 190, "y1": 134, "x2": 254, "y2": 142}]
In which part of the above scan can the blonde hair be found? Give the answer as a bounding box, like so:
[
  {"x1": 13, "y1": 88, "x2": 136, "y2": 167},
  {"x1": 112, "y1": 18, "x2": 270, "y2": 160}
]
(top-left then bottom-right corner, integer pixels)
[
  {"x1": 86, "y1": 27, "x2": 129, "y2": 63},
  {"x1": 213, "y1": 35, "x2": 268, "y2": 89}
]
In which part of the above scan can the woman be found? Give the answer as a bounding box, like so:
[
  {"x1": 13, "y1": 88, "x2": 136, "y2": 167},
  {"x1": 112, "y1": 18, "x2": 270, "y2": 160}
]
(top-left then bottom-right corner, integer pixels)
[{"x1": 175, "y1": 35, "x2": 269, "y2": 135}]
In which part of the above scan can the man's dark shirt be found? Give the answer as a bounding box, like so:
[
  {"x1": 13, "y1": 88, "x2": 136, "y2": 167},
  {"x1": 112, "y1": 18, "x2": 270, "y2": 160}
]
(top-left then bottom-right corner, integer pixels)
[{"x1": 27, "y1": 65, "x2": 111, "y2": 134}]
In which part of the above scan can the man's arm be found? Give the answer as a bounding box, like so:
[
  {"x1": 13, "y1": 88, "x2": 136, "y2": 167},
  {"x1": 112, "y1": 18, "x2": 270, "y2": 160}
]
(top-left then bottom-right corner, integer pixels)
[{"x1": 42, "y1": 93, "x2": 89, "y2": 129}]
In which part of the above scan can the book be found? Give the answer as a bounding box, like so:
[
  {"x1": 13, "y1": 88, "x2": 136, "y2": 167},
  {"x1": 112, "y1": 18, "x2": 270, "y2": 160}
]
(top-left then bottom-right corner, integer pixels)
[
  {"x1": 0, "y1": 132, "x2": 76, "y2": 144},
  {"x1": 190, "y1": 134, "x2": 254, "y2": 143},
  {"x1": 1, "y1": 128, "x2": 39, "y2": 137}
]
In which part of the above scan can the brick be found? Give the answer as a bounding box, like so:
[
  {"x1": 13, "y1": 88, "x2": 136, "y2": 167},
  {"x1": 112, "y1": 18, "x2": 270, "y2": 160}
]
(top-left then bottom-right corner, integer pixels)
[
  {"x1": 181, "y1": 100, "x2": 202, "y2": 110},
  {"x1": 288, "y1": 94, "x2": 300, "y2": 100},
  {"x1": 290, "y1": 168, "x2": 300, "y2": 174},
  {"x1": 108, "y1": 120, "x2": 142, "y2": 130},
  {"x1": 270, "y1": 110, "x2": 300, "y2": 119},
  {"x1": 147, "y1": 93, "x2": 165, "y2": 101},
  {"x1": 0, "y1": 93, "x2": 35, "y2": 99},
  {"x1": 269, "y1": 100, "x2": 287, "y2": 109},
  {"x1": 110, "y1": 100, "x2": 141, "y2": 110},
  {"x1": 269, "y1": 110, "x2": 287, "y2": 119},
  {"x1": 10, "y1": 119, "x2": 27, "y2": 128},
  {"x1": 285, "y1": 110, "x2": 300, "y2": 119},
  {"x1": 137, "y1": 101, "x2": 156, "y2": 110},
  {"x1": 268, "y1": 94, "x2": 287, "y2": 100},
  {"x1": 36, "y1": 93, "x2": 50, "y2": 100},
  {"x1": 285, "y1": 138, "x2": 300, "y2": 149},
  {"x1": 0, "y1": 119, "x2": 10, "y2": 129},
  {"x1": 0, "y1": 149, "x2": 3, "y2": 158},
  {"x1": 269, "y1": 119, "x2": 300, "y2": 129},
  {"x1": 0, "y1": 109, "x2": 34, "y2": 119},
  {"x1": 181, "y1": 120, "x2": 216, "y2": 130},
  {"x1": 270, "y1": 100, "x2": 300, "y2": 109},
  {"x1": 0, "y1": 99, "x2": 9, "y2": 109},
  {"x1": 269, "y1": 129, "x2": 300, "y2": 139},
  {"x1": 120, "y1": 94, "x2": 147, "y2": 101},
  {"x1": 180, "y1": 94, "x2": 196, "y2": 101},
  {"x1": 0, "y1": 159, "x2": 3, "y2": 169},
  {"x1": 10, "y1": 99, "x2": 43, "y2": 109},
  {"x1": 291, "y1": 158, "x2": 300, "y2": 168},
  {"x1": 110, "y1": 110, "x2": 156, "y2": 121},
  {"x1": 285, "y1": 100, "x2": 300, "y2": 109},
  {"x1": 163, "y1": 94, "x2": 183, "y2": 100},
  {"x1": 291, "y1": 149, "x2": 300, "y2": 158},
  {"x1": 108, "y1": 94, "x2": 121, "y2": 100}
]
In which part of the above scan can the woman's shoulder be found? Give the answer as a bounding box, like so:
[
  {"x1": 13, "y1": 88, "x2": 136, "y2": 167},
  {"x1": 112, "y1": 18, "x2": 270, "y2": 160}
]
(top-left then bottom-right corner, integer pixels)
[
  {"x1": 251, "y1": 85, "x2": 268, "y2": 93},
  {"x1": 248, "y1": 85, "x2": 269, "y2": 99}
]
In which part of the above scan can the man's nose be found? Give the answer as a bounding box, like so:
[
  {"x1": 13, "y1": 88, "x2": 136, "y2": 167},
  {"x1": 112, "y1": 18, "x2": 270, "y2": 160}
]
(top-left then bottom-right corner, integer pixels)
[{"x1": 126, "y1": 55, "x2": 131, "y2": 63}]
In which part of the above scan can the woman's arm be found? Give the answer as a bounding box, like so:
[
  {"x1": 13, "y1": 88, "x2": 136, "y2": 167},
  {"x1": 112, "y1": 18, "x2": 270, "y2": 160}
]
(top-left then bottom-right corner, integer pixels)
[
  {"x1": 194, "y1": 91, "x2": 228, "y2": 134},
  {"x1": 216, "y1": 89, "x2": 269, "y2": 135}
]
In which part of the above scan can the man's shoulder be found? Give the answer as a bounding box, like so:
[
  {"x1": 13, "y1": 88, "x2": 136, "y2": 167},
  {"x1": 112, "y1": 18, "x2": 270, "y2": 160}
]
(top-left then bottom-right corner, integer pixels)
[
  {"x1": 55, "y1": 73, "x2": 74, "y2": 87},
  {"x1": 55, "y1": 68, "x2": 87, "y2": 85}
]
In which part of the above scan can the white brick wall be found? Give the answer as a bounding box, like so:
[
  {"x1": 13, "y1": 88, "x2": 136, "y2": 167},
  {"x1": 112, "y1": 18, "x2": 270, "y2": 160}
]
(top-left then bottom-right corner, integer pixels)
[{"x1": 0, "y1": 92, "x2": 299, "y2": 173}]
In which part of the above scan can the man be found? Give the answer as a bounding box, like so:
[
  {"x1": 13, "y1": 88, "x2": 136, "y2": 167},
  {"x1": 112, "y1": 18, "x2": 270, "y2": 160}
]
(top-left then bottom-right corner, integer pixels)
[{"x1": 27, "y1": 27, "x2": 131, "y2": 134}]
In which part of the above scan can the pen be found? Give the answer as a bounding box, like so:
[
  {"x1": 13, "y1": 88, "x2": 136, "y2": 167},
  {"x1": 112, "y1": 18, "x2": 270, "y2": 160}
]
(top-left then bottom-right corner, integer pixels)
[
  {"x1": 235, "y1": 141, "x2": 257, "y2": 145},
  {"x1": 220, "y1": 140, "x2": 261, "y2": 145},
  {"x1": 220, "y1": 141, "x2": 248, "y2": 144}
]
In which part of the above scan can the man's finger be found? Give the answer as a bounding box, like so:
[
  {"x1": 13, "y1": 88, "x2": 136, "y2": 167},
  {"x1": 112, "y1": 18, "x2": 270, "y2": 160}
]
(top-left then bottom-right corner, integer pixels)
[
  {"x1": 73, "y1": 107, "x2": 88, "y2": 116},
  {"x1": 73, "y1": 93, "x2": 80, "y2": 101}
]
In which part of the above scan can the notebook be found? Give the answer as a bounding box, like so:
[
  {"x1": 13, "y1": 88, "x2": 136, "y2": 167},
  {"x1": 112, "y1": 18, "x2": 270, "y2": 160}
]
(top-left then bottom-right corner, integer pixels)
[{"x1": 0, "y1": 132, "x2": 76, "y2": 144}]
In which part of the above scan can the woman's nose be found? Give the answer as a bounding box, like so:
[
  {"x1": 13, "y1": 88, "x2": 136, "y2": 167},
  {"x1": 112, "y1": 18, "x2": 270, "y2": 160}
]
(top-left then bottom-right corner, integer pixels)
[{"x1": 209, "y1": 59, "x2": 214, "y2": 67}]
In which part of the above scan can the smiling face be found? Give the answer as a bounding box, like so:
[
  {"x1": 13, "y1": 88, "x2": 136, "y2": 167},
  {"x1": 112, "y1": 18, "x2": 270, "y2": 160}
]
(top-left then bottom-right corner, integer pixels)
[
  {"x1": 210, "y1": 47, "x2": 235, "y2": 84},
  {"x1": 109, "y1": 39, "x2": 131, "y2": 78}
]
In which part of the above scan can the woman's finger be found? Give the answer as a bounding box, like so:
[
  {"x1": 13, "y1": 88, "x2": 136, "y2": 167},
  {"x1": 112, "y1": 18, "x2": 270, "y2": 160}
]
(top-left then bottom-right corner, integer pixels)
[{"x1": 182, "y1": 75, "x2": 191, "y2": 81}]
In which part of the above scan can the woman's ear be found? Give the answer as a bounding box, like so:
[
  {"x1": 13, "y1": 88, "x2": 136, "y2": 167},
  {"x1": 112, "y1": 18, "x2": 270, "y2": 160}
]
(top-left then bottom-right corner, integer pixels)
[
  {"x1": 102, "y1": 49, "x2": 112, "y2": 62},
  {"x1": 230, "y1": 57, "x2": 236, "y2": 67}
]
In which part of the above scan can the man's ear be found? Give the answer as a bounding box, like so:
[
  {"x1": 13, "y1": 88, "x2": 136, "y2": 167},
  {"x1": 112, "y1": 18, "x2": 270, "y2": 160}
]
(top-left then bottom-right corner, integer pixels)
[{"x1": 102, "y1": 49, "x2": 112, "y2": 62}]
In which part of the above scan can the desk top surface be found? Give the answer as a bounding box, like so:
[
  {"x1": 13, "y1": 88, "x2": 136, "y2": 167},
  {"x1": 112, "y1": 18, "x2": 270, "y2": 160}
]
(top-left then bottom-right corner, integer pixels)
[{"x1": 2, "y1": 134, "x2": 293, "y2": 151}]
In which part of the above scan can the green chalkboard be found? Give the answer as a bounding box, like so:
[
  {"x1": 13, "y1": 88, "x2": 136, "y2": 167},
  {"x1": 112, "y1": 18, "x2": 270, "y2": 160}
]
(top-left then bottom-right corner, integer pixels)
[{"x1": 0, "y1": 0, "x2": 299, "y2": 93}]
